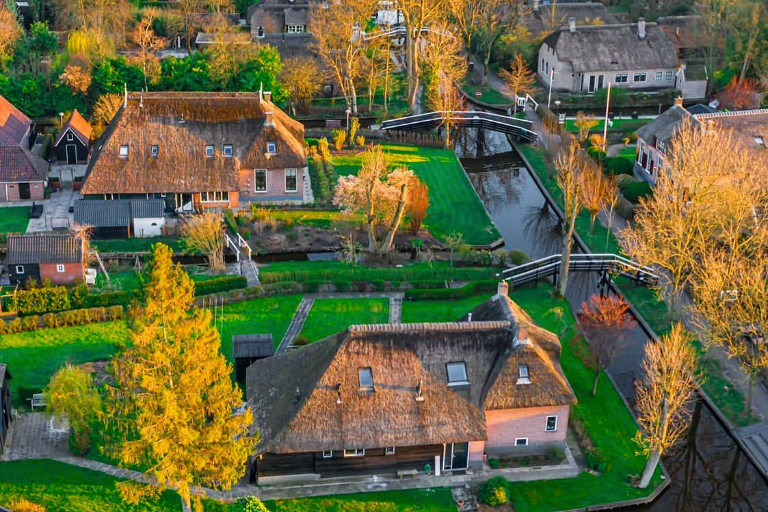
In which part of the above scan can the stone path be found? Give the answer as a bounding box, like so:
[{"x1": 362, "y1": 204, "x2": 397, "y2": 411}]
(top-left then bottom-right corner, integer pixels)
[
  {"x1": 389, "y1": 295, "x2": 403, "y2": 324},
  {"x1": 276, "y1": 297, "x2": 315, "y2": 354},
  {"x1": 3, "y1": 413, "x2": 70, "y2": 461}
]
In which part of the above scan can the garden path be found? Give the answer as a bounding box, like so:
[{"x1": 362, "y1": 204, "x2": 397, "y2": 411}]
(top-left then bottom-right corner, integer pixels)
[{"x1": 3, "y1": 413, "x2": 69, "y2": 461}]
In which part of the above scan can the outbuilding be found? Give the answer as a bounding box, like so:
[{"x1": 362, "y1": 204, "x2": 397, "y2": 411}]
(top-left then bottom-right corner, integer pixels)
[
  {"x1": 233, "y1": 334, "x2": 274, "y2": 386},
  {"x1": 130, "y1": 199, "x2": 166, "y2": 238},
  {"x1": 6, "y1": 233, "x2": 85, "y2": 285},
  {"x1": 54, "y1": 110, "x2": 92, "y2": 165}
]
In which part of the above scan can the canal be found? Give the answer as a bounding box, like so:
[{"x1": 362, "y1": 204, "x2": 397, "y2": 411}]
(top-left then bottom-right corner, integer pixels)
[{"x1": 458, "y1": 128, "x2": 768, "y2": 511}]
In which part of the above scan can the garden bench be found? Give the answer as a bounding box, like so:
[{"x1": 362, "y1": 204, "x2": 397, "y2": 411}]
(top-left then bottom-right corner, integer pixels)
[
  {"x1": 28, "y1": 393, "x2": 48, "y2": 410},
  {"x1": 397, "y1": 469, "x2": 418, "y2": 479}
]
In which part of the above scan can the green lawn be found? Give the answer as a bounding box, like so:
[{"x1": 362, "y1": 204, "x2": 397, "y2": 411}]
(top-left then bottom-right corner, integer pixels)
[
  {"x1": 262, "y1": 488, "x2": 457, "y2": 511},
  {"x1": 401, "y1": 294, "x2": 492, "y2": 323},
  {"x1": 299, "y1": 298, "x2": 389, "y2": 343},
  {"x1": 92, "y1": 236, "x2": 184, "y2": 253},
  {"x1": 219, "y1": 295, "x2": 303, "y2": 358},
  {"x1": 0, "y1": 206, "x2": 30, "y2": 235},
  {"x1": 332, "y1": 144, "x2": 501, "y2": 246},
  {"x1": 260, "y1": 209, "x2": 354, "y2": 229},
  {"x1": 0, "y1": 321, "x2": 129, "y2": 405},
  {"x1": 95, "y1": 268, "x2": 231, "y2": 292},
  {"x1": 0, "y1": 459, "x2": 181, "y2": 511},
  {"x1": 563, "y1": 118, "x2": 649, "y2": 134},
  {"x1": 461, "y1": 83, "x2": 512, "y2": 105},
  {"x1": 504, "y1": 285, "x2": 662, "y2": 511}
]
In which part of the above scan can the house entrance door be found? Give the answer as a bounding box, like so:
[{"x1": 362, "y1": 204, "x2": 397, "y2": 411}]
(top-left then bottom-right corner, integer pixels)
[
  {"x1": 18, "y1": 183, "x2": 30, "y2": 200},
  {"x1": 66, "y1": 145, "x2": 77, "y2": 164},
  {"x1": 443, "y1": 443, "x2": 469, "y2": 471},
  {"x1": 588, "y1": 76, "x2": 596, "y2": 93},
  {"x1": 175, "y1": 193, "x2": 194, "y2": 212}
]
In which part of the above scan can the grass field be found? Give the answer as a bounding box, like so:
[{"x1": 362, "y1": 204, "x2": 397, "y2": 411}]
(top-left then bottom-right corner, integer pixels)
[
  {"x1": 401, "y1": 294, "x2": 492, "y2": 323},
  {"x1": 260, "y1": 209, "x2": 354, "y2": 229},
  {"x1": 332, "y1": 144, "x2": 500, "y2": 246},
  {"x1": 218, "y1": 295, "x2": 303, "y2": 358},
  {"x1": 0, "y1": 321, "x2": 129, "y2": 405},
  {"x1": 299, "y1": 298, "x2": 389, "y2": 343},
  {"x1": 461, "y1": 83, "x2": 512, "y2": 105},
  {"x1": 92, "y1": 236, "x2": 185, "y2": 253},
  {"x1": 563, "y1": 118, "x2": 649, "y2": 134},
  {"x1": 262, "y1": 488, "x2": 457, "y2": 511},
  {"x1": 0, "y1": 206, "x2": 30, "y2": 235},
  {"x1": 94, "y1": 268, "x2": 230, "y2": 292},
  {"x1": 0, "y1": 460, "x2": 181, "y2": 511}
]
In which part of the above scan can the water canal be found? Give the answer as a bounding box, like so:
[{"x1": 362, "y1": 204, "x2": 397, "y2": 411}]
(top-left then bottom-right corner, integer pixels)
[{"x1": 458, "y1": 128, "x2": 768, "y2": 511}]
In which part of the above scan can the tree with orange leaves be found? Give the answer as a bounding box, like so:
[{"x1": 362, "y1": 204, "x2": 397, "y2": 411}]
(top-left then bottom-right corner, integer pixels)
[
  {"x1": 718, "y1": 76, "x2": 763, "y2": 110},
  {"x1": 407, "y1": 176, "x2": 430, "y2": 234}
]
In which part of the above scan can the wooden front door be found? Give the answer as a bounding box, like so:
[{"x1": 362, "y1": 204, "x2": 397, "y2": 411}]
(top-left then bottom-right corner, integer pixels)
[
  {"x1": 18, "y1": 183, "x2": 31, "y2": 200},
  {"x1": 66, "y1": 144, "x2": 77, "y2": 164}
]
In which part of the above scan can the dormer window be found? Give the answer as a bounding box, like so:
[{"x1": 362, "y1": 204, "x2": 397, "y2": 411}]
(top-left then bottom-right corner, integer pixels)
[
  {"x1": 267, "y1": 142, "x2": 277, "y2": 154},
  {"x1": 446, "y1": 362, "x2": 468, "y2": 386},
  {"x1": 517, "y1": 364, "x2": 531, "y2": 385},
  {"x1": 257, "y1": 26, "x2": 265, "y2": 38},
  {"x1": 67, "y1": 132, "x2": 73, "y2": 141},
  {"x1": 755, "y1": 137, "x2": 764, "y2": 147},
  {"x1": 205, "y1": 145, "x2": 214, "y2": 158},
  {"x1": 224, "y1": 144, "x2": 233, "y2": 157},
  {"x1": 119, "y1": 145, "x2": 129, "y2": 159},
  {"x1": 151, "y1": 145, "x2": 158, "y2": 158},
  {"x1": 358, "y1": 367, "x2": 374, "y2": 392}
]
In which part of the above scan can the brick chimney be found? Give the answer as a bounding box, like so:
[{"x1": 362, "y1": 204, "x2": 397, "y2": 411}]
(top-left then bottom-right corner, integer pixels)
[
  {"x1": 568, "y1": 17, "x2": 576, "y2": 33},
  {"x1": 264, "y1": 91, "x2": 272, "y2": 103},
  {"x1": 638, "y1": 17, "x2": 646, "y2": 39},
  {"x1": 265, "y1": 111, "x2": 274, "y2": 127},
  {"x1": 674, "y1": 97, "x2": 684, "y2": 107},
  {"x1": 497, "y1": 281, "x2": 509, "y2": 297}
]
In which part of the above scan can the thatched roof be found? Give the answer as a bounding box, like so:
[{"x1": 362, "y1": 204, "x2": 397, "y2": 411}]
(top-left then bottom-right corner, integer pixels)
[
  {"x1": 81, "y1": 92, "x2": 306, "y2": 196},
  {"x1": 246, "y1": 291, "x2": 576, "y2": 455},
  {"x1": 525, "y1": 3, "x2": 618, "y2": 37}
]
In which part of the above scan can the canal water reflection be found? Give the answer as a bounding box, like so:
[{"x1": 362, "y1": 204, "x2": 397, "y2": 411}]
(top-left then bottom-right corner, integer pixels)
[{"x1": 459, "y1": 128, "x2": 768, "y2": 511}]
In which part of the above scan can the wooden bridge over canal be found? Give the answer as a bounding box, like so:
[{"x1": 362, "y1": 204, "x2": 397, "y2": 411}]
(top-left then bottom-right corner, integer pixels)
[{"x1": 381, "y1": 111, "x2": 538, "y2": 142}]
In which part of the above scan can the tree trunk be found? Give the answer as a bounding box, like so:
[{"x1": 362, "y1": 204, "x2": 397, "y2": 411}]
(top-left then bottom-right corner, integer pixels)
[
  {"x1": 351, "y1": 83, "x2": 359, "y2": 117},
  {"x1": 592, "y1": 368, "x2": 601, "y2": 396},
  {"x1": 557, "y1": 209, "x2": 577, "y2": 297},
  {"x1": 382, "y1": 183, "x2": 408, "y2": 252},
  {"x1": 590, "y1": 213, "x2": 596, "y2": 234},
  {"x1": 482, "y1": 45, "x2": 492, "y2": 86},
  {"x1": 638, "y1": 449, "x2": 661, "y2": 489}
]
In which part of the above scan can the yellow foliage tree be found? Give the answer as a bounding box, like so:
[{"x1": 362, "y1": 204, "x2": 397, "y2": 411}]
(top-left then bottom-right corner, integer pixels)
[
  {"x1": 45, "y1": 364, "x2": 102, "y2": 454},
  {"x1": 0, "y1": 7, "x2": 22, "y2": 66},
  {"x1": 574, "y1": 111, "x2": 599, "y2": 143}
]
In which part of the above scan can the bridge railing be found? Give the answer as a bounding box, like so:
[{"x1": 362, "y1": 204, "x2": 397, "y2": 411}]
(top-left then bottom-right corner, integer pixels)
[{"x1": 502, "y1": 253, "x2": 658, "y2": 287}]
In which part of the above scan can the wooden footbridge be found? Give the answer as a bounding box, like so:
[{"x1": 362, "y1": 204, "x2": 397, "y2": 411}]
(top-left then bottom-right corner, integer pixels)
[
  {"x1": 381, "y1": 111, "x2": 538, "y2": 142},
  {"x1": 503, "y1": 253, "x2": 658, "y2": 288}
]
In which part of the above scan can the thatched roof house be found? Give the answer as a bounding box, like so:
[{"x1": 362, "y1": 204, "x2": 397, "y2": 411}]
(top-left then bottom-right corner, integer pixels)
[
  {"x1": 82, "y1": 91, "x2": 309, "y2": 210},
  {"x1": 246, "y1": 283, "x2": 576, "y2": 482}
]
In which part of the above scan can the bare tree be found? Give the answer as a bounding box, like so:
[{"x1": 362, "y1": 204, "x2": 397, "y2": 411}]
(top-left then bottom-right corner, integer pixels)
[
  {"x1": 578, "y1": 162, "x2": 614, "y2": 234},
  {"x1": 181, "y1": 212, "x2": 226, "y2": 271},
  {"x1": 131, "y1": 8, "x2": 166, "y2": 90},
  {"x1": 447, "y1": 0, "x2": 482, "y2": 58},
  {"x1": 175, "y1": 0, "x2": 205, "y2": 53},
  {"x1": 426, "y1": 75, "x2": 464, "y2": 146},
  {"x1": 399, "y1": 0, "x2": 448, "y2": 110},
  {"x1": 475, "y1": 0, "x2": 527, "y2": 86},
  {"x1": 280, "y1": 56, "x2": 324, "y2": 115},
  {"x1": 554, "y1": 136, "x2": 587, "y2": 297},
  {"x1": 634, "y1": 323, "x2": 701, "y2": 489},
  {"x1": 205, "y1": 16, "x2": 257, "y2": 86},
  {"x1": 0, "y1": 7, "x2": 22, "y2": 66}
]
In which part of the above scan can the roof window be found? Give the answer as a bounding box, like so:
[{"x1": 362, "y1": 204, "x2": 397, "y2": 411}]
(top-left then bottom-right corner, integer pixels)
[
  {"x1": 358, "y1": 367, "x2": 374, "y2": 392},
  {"x1": 517, "y1": 364, "x2": 531, "y2": 385},
  {"x1": 446, "y1": 362, "x2": 468, "y2": 386},
  {"x1": 224, "y1": 144, "x2": 233, "y2": 157},
  {"x1": 267, "y1": 142, "x2": 277, "y2": 154},
  {"x1": 119, "y1": 145, "x2": 129, "y2": 159},
  {"x1": 151, "y1": 145, "x2": 158, "y2": 158},
  {"x1": 205, "y1": 145, "x2": 214, "y2": 158}
]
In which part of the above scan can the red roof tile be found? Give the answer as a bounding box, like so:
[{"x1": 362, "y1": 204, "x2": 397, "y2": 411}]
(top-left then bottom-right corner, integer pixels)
[
  {"x1": 0, "y1": 146, "x2": 48, "y2": 182},
  {"x1": 0, "y1": 95, "x2": 32, "y2": 146},
  {"x1": 55, "y1": 110, "x2": 93, "y2": 146}
]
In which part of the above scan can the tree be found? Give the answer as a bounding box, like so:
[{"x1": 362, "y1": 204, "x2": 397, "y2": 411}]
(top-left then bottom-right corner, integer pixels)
[
  {"x1": 131, "y1": 8, "x2": 165, "y2": 90},
  {"x1": 447, "y1": 0, "x2": 482, "y2": 59},
  {"x1": 93, "y1": 93, "x2": 123, "y2": 127},
  {"x1": 175, "y1": 0, "x2": 205, "y2": 53},
  {"x1": 577, "y1": 295, "x2": 636, "y2": 396},
  {"x1": 728, "y1": 0, "x2": 766, "y2": 80},
  {"x1": 718, "y1": 76, "x2": 764, "y2": 109},
  {"x1": 475, "y1": 0, "x2": 527, "y2": 86},
  {"x1": 634, "y1": 324, "x2": 701, "y2": 488},
  {"x1": 695, "y1": 0, "x2": 738, "y2": 94},
  {"x1": 0, "y1": 6, "x2": 22, "y2": 67},
  {"x1": 104, "y1": 244, "x2": 254, "y2": 507},
  {"x1": 46, "y1": 364, "x2": 102, "y2": 454},
  {"x1": 280, "y1": 55, "x2": 323, "y2": 115},
  {"x1": 407, "y1": 175, "x2": 430, "y2": 234},
  {"x1": 59, "y1": 65, "x2": 92, "y2": 95},
  {"x1": 498, "y1": 54, "x2": 535, "y2": 113},
  {"x1": 573, "y1": 111, "x2": 598, "y2": 143},
  {"x1": 578, "y1": 162, "x2": 614, "y2": 234},
  {"x1": 205, "y1": 16, "x2": 257, "y2": 87},
  {"x1": 333, "y1": 145, "x2": 418, "y2": 253},
  {"x1": 554, "y1": 137, "x2": 587, "y2": 297},
  {"x1": 181, "y1": 212, "x2": 226, "y2": 271},
  {"x1": 426, "y1": 74, "x2": 464, "y2": 146}
]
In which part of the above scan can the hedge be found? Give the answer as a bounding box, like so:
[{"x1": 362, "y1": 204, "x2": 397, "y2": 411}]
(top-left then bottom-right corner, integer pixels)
[
  {"x1": 194, "y1": 276, "x2": 248, "y2": 295},
  {"x1": 14, "y1": 287, "x2": 71, "y2": 315},
  {"x1": 404, "y1": 280, "x2": 499, "y2": 300},
  {"x1": 605, "y1": 157, "x2": 634, "y2": 176},
  {"x1": 260, "y1": 266, "x2": 496, "y2": 285},
  {"x1": 0, "y1": 305, "x2": 124, "y2": 334},
  {"x1": 622, "y1": 181, "x2": 653, "y2": 204}
]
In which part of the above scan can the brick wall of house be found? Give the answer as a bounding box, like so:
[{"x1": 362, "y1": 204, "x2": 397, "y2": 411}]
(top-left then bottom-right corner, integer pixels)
[
  {"x1": 39, "y1": 262, "x2": 85, "y2": 285},
  {"x1": 238, "y1": 167, "x2": 304, "y2": 201},
  {"x1": 469, "y1": 440, "x2": 485, "y2": 469},
  {"x1": 2, "y1": 181, "x2": 45, "y2": 202},
  {"x1": 485, "y1": 404, "x2": 570, "y2": 453},
  {"x1": 193, "y1": 191, "x2": 240, "y2": 210}
]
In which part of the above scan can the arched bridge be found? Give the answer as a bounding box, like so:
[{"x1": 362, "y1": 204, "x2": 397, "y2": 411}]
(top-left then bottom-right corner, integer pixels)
[
  {"x1": 381, "y1": 111, "x2": 538, "y2": 142},
  {"x1": 503, "y1": 253, "x2": 658, "y2": 288}
]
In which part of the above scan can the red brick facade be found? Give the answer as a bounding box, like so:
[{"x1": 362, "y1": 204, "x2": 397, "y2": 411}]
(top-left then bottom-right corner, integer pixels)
[
  {"x1": 486, "y1": 405, "x2": 570, "y2": 452},
  {"x1": 39, "y1": 262, "x2": 85, "y2": 285}
]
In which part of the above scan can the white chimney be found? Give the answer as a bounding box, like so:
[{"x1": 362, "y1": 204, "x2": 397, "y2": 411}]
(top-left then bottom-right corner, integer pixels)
[
  {"x1": 497, "y1": 281, "x2": 509, "y2": 297},
  {"x1": 533, "y1": 0, "x2": 540, "y2": 12},
  {"x1": 265, "y1": 111, "x2": 274, "y2": 127},
  {"x1": 264, "y1": 91, "x2": 272, "y2": 103},
  {"x1": 638, "y1": 17, "x2": 646, "y2": 39},
  {"x1": 568, "y1": 17, "x2": 576, "y2": 33}
]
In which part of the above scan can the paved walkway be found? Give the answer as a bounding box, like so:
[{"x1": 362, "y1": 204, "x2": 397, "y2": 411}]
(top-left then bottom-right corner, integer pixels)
[
  {"x1": 27, "y1": 188, "x2": 79, "y2": 233},
  {"x1": 3, "y1": 413, "x2": 70, "y2": 461}
]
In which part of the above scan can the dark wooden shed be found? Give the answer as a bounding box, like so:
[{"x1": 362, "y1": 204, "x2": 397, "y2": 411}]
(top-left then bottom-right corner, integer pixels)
[{"x1": 233, "y1": 334, "x2": 273, "y2": 386}]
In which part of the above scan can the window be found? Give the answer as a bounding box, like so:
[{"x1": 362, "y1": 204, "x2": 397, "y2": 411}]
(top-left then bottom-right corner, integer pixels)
[
  {"x1": 633, "y1": 73, "x2": 647, "y2": 82},
  {"x1": 267, "y1": 142, "x2": 277, "y2": 154},
  {"x1": 285, "y1": 168, "x2": 298, "y2": 192},
  {"x1": 657, "y1": 140, "x2": 666, "y2": 154},
  {"x1": 56, "y1": 264, "x2": 65, "y2": 273},
  {"x1": 517, "y1": 364, "x2": 531, "y2": 385},
  {"x1": 546, "y1": 416, "x2": 558, "y2": 432},
  {"x1": 343, "y1": 448, "x2": 365, "y2": 457},
  {"x1": 15, "y1": 265, "x2": 24, "y2": 274},
  {"x1": 515, "y1": 438, "x2": 529, "y2": 446},
  {"x1": 151, "y1": 145, "x2": 158, "y2": 158},
  {"x1": 205, "y1": 145, "x2": 214, "y2": 158},
  {"x1": 223, "y1": 144, "x2": 233, "y2": 157},
  {"x1": 446, "y1": 362, "x2": 469, "y2": 385},
  {"x1": 385, "y1": 446, "x2": 396, "y2": 456},
  {"x1": 119, "y1": 145, "x2": 129, "y2": 159},
  {"x1": 358, "y1": 367, "x2": 374, "y2": 392},
  {"x1": 254, "y1": 169, "x2": 267, "y2": 192},
  {"x1": 200, "y1": 191, "x2": 230, "y2": 202},
  {"x1": 665, "y1": 71, "x2": 674, "y2": 81},
  {"x1": 322, "y1": 450, "x2": 333, "y2": 458},
  {"x1": 286, "y1": 25, "x2": 305, "y2": 33},
  {"x1": 655, "y1": 71, "x2": 663, "y2": 81},
  {"x1": 257, "y1": 26, "x2": 265, "y2": 38},
  {"x1": 615, "y1": 74, "x2": 628, "y2": 83},
  {"x1": 67, "y1": 132, "x2": 73, "y2": 141}
]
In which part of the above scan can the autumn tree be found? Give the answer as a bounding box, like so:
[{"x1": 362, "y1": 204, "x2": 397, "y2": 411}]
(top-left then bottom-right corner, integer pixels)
[
  {"x1": 399, "y1": 0, "x2": 448, "y2": 109},
  {"x1": 407, "y1": 176, "x2": 430, "y2": 234},
  {"x1": 59, "y1": 65, "x2": 92, "y2": 95},
  {"x1": 718, "y1": 76, "x2": 764, "y2": 110},
  {"x1": 0, "y1": 7, "x2": 22, "y2": 67},
  {"x1": 634, "y1": 324, "x2": 701, "y2": 488},
  {"x1": 104, "y1": 244, "x2": 254, "y2": 507},
  {"x1": 92, "y1": 93, "x2": 123, "y2": 136},
  {"x1": 205, "y1": 17, "x2": 258, "y2": 86},
  {"x1": 181, "y1": 212, "x2": 226, "y2": 271},
  {"x1": 578, "y1": 162, "x2": 614, "y2": 234},
  {"x1": 175, "y1": 0, "x2": 205, "y2": 52},
  {"x1": 447, "y1": 0, "x2": 482, "y2": 60},
  {"x1": 333, "y1": 145, "x2": 420, "y2": 253},
  {"x1": 54, "y1": 0, "x2": 132, "y2": 56},
  {"x1": 554, "y1": 136, "x2": 587, "y2": 296},
  {"x1": 131, "y1": 8, "x2": 165, "y2": 90},
  {"x1": 475, "y1": 0, "x2": 527, "y2": 86},
  {"x1": 280, "y1": 55, "x2": 323, "y2": 115},
  {"x1": 499, "y1": 54, "x2": 535, "y2": 114},
  {"x1": 46, "y1": 364, "x2": 102, "y2": 454},
  {"x1": 577, "y1": 295, "x2": 636, "y2": 396},
  {"x1": 574, "y1": 111, "x2": 599, "y2": 143},
  {"x1": 426, "y1": 75, "x2": 465, "y2": 146}
]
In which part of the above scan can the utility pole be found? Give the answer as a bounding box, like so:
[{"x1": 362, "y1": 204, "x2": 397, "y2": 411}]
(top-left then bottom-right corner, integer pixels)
[{"x1": 602, "y1": 82, "x2": 611, "y2": 152}]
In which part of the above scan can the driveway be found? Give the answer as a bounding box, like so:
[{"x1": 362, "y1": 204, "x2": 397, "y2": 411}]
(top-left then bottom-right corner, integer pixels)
[{"x1": 26, "y1": 188, "x2": 80, "y2": 233}]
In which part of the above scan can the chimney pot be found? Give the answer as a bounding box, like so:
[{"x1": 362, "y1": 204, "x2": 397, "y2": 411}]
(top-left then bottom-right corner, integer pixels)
[
  {"x1": 264, "y1": 91, "x2": 272, "y2": 102},
  {"x1": 497, "y1": 281, "x2": 509, "y2": 297},
  {"x1": 638, "y1": 17, "x2": 646, "y2": 39},
  {"x1": 674, "y1": 97, "x2": 684, "y2": 107},
  {"x1": 568, "y1": 17, "x2": 576, "y2": 33}
]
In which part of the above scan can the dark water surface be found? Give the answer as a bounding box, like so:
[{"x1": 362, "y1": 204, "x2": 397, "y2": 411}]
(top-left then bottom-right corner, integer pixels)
[{"x1": 459, "y1": 128, "x2": 768, "y2": 511}]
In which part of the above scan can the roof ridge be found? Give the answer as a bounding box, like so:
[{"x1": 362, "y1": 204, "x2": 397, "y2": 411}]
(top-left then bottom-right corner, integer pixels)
[
  {"x1": 349, "y1": 321, "x2": 512, "y2": 334},
  {"x1": 693, "y1": 108, "x2": 768, "y2": 120},
  {"x1": 559, "y1": 21, "x2": 658, "y2": 31}
]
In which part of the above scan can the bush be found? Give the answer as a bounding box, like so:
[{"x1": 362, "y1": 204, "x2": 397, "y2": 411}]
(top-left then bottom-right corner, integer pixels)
[
  {"x1": 622, "y1": 181, "x2": 653, "y2": 204},
  {"x1": 404, "y1": 280, "x2": 498, "y2": 300},
  {"x1": 224, "y1": 208, "x2": 238, "y2": 234},
  {"x1": 488, "y1": 457, "x2": 500, "y2": 469},
  {"x1": 15, "y1": 286, "x2": 71, "y2": 315},
  {"x1": 195, "y1": 276, "x2": 248, "y2": 295},
  {"x1": 82, "y1": 290, "x2": 135, "y2": 308},
  {"x1": 508, "y1": 249, "x2": 529, "y2": 266},
  {"x1": 605, "y1": 157, "x2": 634, "y2": 177},
  {"x1": 585, "y1": 446, "x2": 607, "y2": 472},
  {"x1": 261, "y1": 266, "x2": 496, "y2": 285},
  {"x1": 332, "y1": 129, "x2": 346, "y2": 151},
  {"x1": 232, "y1": 497, "x2": 269, "y2": 512},
  {"x1": 478, "y1": 476, "x2": 510, "y2": 507}
]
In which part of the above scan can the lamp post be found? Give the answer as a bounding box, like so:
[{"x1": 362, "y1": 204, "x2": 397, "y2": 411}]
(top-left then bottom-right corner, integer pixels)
[
  {"x1": 345, "y1": 108, "x2": 351, "y2": 132},
  {"x1": 554, "y1": 100, "x2": 562, "y2": 132}
]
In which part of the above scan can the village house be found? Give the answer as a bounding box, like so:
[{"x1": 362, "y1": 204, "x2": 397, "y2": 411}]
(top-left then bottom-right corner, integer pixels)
[
  {"x1": 538, "y1": 18, "x2": 706, "y2": 99},
  {"x1": 245, "y1": 283, "x2": 577, "y2": 484},
  {"x1": 54, "y1": 110, "x2": 93, "y2": 165},
  {"x1": 0, "y1": 364, "x2": 11, "y2": 457},
  {"x1": 6, "y1": 233, "x2": 86, "y2": 286},
  {"x1": 80, "y1": 91, "x2": 310, "y2": 211},
  {"x1": 248, "y1": 0, "x2": 314, "y2": 58},
  {"x1": 0, "y1": 94, "x2": 48, "y2": 202},
  {"x1": 635, "y1": 102, "x2": 768, "y2": 185}
]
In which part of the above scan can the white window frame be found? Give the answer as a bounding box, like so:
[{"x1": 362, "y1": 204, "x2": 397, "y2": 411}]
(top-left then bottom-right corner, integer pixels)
[
  {"x1": 545, "y1": 415, "x2": 558, "y2": 432},
  {"x1": 655, "y1": 71, "x2": 663, "y2": 81},
  {"x1": 254, "y1": 169, "x2": 268, "y2": 193},
  {"x1": 343, "y1": 448, "x2": 365, "y2": 457},
  {"x1": 515, "y1": 438, "x2": 529, "y2": 446},
  {"x1": 285, "y1": 168, "x2": 298, "y2": 193},
  {"x1": 633, "y1": 73, "x2": 647, "y2": 83},
  {"x1": 286, "y1": 25, "x2": 305, "y2": 34},
  {"x1": 358, "y1": 367, "x2": 374, "y2": 392},
  {"x1": 56, "y1": 264, "x2": 65, "y2": 273},
  {"x1": 517, "y1": 364, "x2": 531, "y2": 385},
  {"x1": 446, "y1": 361, "x2": 469, "y2": 386},
  {"x1": 322, "y1": 450, "x2": 333, "y2": 458},
  {"x1": 205, "y1": 145, "x2": 215, "y2": 158},
  {"x1": 257, "y1": 26, "x2": 265, "y2": 38},
  {"x1": 665, "y1": 70, "x2": 673, "y2": 81},
  {"x1": 223, "y1": 144, "x2": 233, "y2": 157},
  {"x1": 267, "y1": 142, "x2": 277, "y2": 154},
  {"x1": 385, "y1": 446, "x2": 395, "y2": 456},
  {"x1": 119, "y1": 145, "x2": 129, "y2": 159},
  {"x1": 200, "y1": 191, "x2": 230, "y2": 203},
  {"x1": 615, "y1": 74, "x2": 628, "y2": 83},
  {"x1": 151, "y1": 145, "x2": 159, "y2": 158},
  {"x1": 15, "y1": 265, "x2": 24, "y2": 274},
  {"x1": 66, "y1": 132, "x2": 73, "y2": 141}
]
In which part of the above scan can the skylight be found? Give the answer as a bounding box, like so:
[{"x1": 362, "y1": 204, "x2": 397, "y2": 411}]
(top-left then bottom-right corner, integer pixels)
[
  {"x1": 358, "y1": 367, "x2": 374, "y2": 392},
  {"x1": 446, "y1": 362, "x2": 468, "y2": 385}
]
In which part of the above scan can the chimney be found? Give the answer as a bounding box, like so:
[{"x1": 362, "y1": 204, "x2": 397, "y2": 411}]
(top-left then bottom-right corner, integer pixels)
[
  {"x1": 674, "y1": 97, "x2": 684, "y2": 107},
  {"x1": 568, "y1": 17, "x2": 576, "y2": 33},
  {"x1": 265, "y1": 111, "x2": 274, "y2": 127},
  {"x1": 264, "y1": 91, "x2": 272, "y2": 103},
  {"x1": 124, "y1": 83, "x2": 128, "y2": 108},
  {"x1": 497, "y1": 281, "x2": 509, "y2": 297},
  {"x1": 638, "y1": 17, "x2": 646, "y2": 39},
  {"x1": 467, "y1": 313, "x2": 473, "y2": 322},
  {"x1": 533, "y1": 0, "x2": 540, "y2": 12}
]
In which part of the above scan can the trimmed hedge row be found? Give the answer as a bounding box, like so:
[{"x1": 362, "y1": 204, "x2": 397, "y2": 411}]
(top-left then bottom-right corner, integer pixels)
[
  {"x1": 404, "y1": 280, "x2": 500, "y2": 300},
  {"x1": 195, "y1": 276, "x2": 248, "y2": 295},
  {"x1": 0, "y1": 305, "x2": 124, "y2": 334},
  {"x1": 260, "y1": 266, "x2": 497, "y2": 285},
  {"x1": 13, "y1": 286, "x2": 71, "y2": 315}
]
